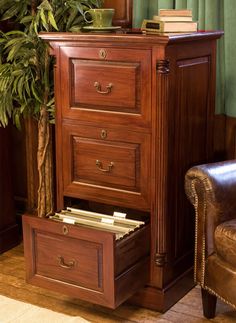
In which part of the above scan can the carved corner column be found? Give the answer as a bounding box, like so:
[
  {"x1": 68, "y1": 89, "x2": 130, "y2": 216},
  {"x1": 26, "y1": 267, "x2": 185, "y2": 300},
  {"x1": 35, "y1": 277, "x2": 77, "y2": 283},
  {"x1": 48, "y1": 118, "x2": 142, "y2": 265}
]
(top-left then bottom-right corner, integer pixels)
[{"x1": 153, "y1": 60, "x2": 170, "y2": 273}]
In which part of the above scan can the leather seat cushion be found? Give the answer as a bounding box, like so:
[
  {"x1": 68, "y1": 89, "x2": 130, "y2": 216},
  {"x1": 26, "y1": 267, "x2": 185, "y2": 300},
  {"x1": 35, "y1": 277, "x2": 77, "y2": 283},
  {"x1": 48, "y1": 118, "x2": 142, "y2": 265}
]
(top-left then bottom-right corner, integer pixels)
[{"x1": 215, "y1": 219, "x2": 236, "y2": 268}]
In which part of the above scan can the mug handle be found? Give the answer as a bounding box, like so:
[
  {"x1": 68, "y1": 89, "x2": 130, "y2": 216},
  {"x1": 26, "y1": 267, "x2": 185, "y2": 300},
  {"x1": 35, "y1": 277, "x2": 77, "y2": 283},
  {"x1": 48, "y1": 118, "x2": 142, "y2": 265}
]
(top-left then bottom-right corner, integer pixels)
[{"x1": 84, "y1": 10, "x2": 93, "y2": 24}]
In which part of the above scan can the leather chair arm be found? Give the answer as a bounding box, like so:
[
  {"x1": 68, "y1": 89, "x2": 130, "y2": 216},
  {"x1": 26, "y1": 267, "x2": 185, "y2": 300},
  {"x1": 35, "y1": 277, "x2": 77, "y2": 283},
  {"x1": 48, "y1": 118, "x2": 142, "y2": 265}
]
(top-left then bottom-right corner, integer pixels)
[{"x1": 185, "y1": 160, "x2": 236, "y2": 283}]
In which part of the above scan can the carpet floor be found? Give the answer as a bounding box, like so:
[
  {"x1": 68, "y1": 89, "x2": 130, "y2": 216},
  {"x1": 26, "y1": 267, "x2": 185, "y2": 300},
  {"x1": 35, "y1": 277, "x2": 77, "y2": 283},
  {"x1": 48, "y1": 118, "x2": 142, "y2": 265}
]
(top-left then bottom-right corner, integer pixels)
[{"x1": 0, "y1": 295, "x2": 90, "y2": 323}]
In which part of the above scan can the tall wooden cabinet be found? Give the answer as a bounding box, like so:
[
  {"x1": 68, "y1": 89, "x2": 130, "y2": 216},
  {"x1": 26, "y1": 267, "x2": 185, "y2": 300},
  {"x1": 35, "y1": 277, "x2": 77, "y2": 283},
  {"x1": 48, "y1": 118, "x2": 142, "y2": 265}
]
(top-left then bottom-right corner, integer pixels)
[{"x1": 23, "y1": 31, "x2": 223, "y2": 312}]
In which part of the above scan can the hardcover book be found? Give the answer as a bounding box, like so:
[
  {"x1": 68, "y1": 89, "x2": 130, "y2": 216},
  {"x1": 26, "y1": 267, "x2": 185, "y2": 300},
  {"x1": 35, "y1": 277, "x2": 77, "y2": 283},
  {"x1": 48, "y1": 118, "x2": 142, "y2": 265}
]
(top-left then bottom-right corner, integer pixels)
[
  {"x1": 141, "y1": 19, "x2": 197, "y2": 33},
  {"x1": 153, "y1": 15, "x2": 193, "y2": 22},
  {"x1": 159, "y1": 9, "x2": 192, "y2": 17}
]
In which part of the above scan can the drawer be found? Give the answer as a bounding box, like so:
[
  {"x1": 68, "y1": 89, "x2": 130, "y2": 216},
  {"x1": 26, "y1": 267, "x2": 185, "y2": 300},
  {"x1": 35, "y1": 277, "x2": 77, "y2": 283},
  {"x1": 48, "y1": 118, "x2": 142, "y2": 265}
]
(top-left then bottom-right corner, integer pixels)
[
  {"x1": 58, "y1": 46, "x2": 151, "y2": 129},
  {"x1": 73, "y1": 60, "x2": 136, "y2": 109},
  {"x1": 61, "y1": 122, "x2": 151, "y2": 210},
  {"x1": 23, "y1": 214, "x2": 150, "y2": 308}
]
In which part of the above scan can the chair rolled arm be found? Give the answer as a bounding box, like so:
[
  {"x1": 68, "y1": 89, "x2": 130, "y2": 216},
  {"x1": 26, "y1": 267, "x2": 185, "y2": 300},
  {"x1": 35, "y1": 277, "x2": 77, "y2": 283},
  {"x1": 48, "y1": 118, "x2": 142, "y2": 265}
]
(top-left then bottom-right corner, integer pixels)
[
  {"x1": 185, "y1": 160, "x2": 236, "y2": 285},
  {"x1": 185, "y1": 159, "x2": 236, "y2": 226},
  {"x1": 185, "y1": 159, "x2": 236, "y2": 281}
]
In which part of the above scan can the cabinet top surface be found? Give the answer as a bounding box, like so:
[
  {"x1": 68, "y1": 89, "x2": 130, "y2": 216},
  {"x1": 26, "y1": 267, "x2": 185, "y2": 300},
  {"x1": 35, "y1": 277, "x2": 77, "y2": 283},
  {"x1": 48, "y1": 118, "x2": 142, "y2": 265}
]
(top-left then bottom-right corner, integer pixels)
[{"x1": 40, "y1": 30, "x2": 223, "y2": 45}]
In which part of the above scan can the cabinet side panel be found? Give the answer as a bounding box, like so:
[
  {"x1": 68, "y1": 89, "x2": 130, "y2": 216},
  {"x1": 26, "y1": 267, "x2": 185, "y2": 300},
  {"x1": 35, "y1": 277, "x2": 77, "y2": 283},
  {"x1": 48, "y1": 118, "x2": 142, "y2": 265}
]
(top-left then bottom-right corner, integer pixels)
[
  {"x1": 152, "y1": 41, "x2": 217, "y2": 288},
  {"x1": 172, "y1": 56, "x2": 211, "y2": 257},
  {"x1": 165, "y1": 43, "x2": 216, "y2": 281}
]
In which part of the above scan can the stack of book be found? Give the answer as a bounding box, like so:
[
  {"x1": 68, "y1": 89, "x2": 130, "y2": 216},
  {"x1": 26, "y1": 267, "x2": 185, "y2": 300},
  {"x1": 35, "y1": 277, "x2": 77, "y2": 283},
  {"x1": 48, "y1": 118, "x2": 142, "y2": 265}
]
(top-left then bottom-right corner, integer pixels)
[{"x1": 142, "y1": 9, "x2": 198, "y2": 33}]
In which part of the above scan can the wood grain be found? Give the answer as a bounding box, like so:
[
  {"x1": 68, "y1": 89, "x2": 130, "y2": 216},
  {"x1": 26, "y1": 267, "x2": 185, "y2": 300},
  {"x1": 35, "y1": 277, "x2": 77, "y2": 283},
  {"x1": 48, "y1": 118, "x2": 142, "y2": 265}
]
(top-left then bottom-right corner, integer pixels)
[
  {"x1": 103, "y1": 0, "x2": 133, "y2": 28},
  {"x1": 0, "y1": 244, "x2": 236, "y2": 322},
  {"x1": 0, "y1": 127, "x2": 19, "y2": 253},
  {"x1": 23, "y1": 215, "x2": 150, "y2": 309}
]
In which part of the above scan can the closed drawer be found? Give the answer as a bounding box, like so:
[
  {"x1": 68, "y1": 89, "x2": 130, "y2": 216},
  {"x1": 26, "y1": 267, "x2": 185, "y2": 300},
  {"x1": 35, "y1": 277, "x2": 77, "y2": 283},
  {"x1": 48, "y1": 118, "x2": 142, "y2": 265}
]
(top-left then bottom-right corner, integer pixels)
[
  {"x1": 58, "y1": 46, "x2": 151, "y2": 129},
  {"x1": 73, "y1": 60, "x2": 137, "y2": 109},
  {"x1": 23, "y1": 214, "x2": 150, "y2": 308},
  {"x1": 61, "y1": 122, "x2": 151, "y2": 210}
]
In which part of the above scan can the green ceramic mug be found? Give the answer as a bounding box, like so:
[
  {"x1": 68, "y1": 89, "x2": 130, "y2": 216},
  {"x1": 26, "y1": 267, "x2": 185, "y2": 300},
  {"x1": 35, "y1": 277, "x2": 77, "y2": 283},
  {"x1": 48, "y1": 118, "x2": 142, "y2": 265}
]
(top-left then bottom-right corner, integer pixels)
[{"x1": 84, "y1": 8, "x2": 115, "y2": 28}]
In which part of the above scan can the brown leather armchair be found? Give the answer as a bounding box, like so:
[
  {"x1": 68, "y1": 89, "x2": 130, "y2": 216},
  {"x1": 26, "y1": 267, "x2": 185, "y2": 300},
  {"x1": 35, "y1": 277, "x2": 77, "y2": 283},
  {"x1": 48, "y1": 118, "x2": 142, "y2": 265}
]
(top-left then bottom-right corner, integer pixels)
[{"x1": 185, "y1": 160, "x2": 236, "y2": 319}]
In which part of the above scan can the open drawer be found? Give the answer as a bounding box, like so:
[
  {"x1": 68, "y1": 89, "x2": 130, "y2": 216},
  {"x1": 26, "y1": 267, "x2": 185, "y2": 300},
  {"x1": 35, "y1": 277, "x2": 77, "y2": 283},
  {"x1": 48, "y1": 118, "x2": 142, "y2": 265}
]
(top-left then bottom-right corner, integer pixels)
[{"x1": 23, "y1": 212, "x2": 150, "y2": 308}]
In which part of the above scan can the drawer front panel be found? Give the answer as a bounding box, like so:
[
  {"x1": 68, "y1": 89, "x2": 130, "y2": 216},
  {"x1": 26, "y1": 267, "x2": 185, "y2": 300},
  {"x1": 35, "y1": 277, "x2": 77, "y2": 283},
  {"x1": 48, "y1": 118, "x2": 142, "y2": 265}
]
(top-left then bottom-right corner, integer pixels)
[
  {"x1": 73, "y1": 60, "x2": 137, "y2": 109},
  {"x1": 23, "y1": 215, "x2": 116, "y2": 307},
  {"x1": 62, "y1": 123, "x2": 150, "y2": 210},
  {"x1": 59, "y1": 47, "x2": 151, "y2": 128},
  {"x1": 23, "y1": 214, "x2": 150, "y2": 308},
  {"x1": 73, "y1": 138, "x2": 138, "y2": 190},
  {"x1": 36, "y1": 231, "x2": 103, "y2": 291}
]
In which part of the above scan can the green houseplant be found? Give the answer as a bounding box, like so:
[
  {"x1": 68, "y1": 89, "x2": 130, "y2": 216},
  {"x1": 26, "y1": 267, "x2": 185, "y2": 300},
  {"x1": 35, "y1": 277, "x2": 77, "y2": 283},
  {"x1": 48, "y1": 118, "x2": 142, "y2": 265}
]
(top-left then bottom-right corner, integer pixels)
[{"x1": 0, "y1": 0, "x2": 103, "y2": 217}]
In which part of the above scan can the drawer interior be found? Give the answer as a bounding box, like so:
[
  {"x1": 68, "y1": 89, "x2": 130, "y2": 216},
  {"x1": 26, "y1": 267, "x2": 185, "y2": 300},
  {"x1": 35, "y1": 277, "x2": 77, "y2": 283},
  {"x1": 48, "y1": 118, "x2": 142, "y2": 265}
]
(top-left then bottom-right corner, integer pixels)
[{"x1": 51, "y1": 206, "x2": 146, "y2": 240}]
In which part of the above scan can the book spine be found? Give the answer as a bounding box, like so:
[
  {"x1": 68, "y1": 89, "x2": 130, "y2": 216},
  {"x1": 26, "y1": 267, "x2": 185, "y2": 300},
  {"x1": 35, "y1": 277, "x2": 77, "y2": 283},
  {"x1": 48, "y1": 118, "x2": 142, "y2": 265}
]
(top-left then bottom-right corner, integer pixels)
[
  {"x1": 159, "y1": 10, "x2": 192, "y2": 17},
  {"x1": 153, "y1": 15, "x2": 193, "y2": 22}
]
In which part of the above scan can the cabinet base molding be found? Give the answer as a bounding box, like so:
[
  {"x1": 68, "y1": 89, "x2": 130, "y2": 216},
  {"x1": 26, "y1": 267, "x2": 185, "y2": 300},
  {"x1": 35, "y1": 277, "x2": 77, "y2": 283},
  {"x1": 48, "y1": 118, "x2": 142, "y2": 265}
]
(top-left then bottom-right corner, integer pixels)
[
  {"x1": 130, "y1": 268, "x2": 194, "y2": 312},
  {"x1": 0, "y1": 224, "x2": 19, "y2": 254}
]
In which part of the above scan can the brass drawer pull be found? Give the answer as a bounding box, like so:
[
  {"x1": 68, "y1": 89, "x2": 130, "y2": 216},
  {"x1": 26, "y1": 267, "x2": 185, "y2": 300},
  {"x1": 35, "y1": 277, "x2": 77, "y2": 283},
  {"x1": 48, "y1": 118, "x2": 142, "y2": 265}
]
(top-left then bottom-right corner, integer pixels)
[
  {"x1": 94, "y1": 81, "x2": 113, "y2": 94},
  {"x1": 58, "y1": 256, "x2": 75, "y2": 269},
  {"x1": 96, "y1": 160, "x2": 114, "y2": 173}
]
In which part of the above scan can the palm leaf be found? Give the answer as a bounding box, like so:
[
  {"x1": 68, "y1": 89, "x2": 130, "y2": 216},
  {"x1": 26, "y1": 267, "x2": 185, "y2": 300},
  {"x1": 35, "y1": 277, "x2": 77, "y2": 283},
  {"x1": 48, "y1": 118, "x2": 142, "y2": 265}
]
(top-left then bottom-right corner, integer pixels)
[{"x1": 0, "y1": 0, "x2": 104, "y2": 127}]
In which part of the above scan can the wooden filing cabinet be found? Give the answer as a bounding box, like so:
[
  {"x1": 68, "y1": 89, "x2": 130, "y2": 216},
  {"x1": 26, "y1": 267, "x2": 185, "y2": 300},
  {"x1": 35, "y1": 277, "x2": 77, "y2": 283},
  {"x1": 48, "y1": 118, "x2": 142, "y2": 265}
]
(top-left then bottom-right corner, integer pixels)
[{"x1": 23, "y1": 31, "x2": 223, "y2": 312}]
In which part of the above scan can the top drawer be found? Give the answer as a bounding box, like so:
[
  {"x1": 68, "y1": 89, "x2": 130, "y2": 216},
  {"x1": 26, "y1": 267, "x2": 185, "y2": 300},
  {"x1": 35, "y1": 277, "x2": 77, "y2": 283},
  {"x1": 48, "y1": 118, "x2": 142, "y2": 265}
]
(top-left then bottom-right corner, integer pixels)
[
  {"x1": 73, "y1": 60, "x2": 136, "y2": 109},
  {"x1": 58, "y1": 47, "x2": 151, "y2": 129}
]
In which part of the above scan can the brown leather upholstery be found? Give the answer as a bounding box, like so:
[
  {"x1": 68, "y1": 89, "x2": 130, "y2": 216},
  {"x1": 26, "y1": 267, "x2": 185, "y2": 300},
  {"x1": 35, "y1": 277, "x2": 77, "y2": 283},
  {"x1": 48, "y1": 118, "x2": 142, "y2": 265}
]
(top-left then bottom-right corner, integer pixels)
[
  {"x1": 185, "y1": 160, "x2": 236, "y2": 318},
  {"x1": 215, "y1": 219, "x2": 236, "y2": 267}
]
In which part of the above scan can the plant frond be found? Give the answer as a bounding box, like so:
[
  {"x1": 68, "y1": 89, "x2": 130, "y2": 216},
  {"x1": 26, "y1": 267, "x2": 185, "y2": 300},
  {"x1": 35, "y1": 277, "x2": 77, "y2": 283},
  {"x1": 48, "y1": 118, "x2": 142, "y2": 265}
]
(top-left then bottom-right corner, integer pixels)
[{"x1": 0, "y1": 0, "x2": 104, "y2": 126}]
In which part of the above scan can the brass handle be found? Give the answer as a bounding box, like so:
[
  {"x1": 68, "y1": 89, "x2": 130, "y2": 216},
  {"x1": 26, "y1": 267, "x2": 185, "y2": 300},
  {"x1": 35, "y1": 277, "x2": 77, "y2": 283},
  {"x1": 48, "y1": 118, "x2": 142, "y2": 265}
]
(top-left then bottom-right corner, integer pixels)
[
  {"x1": 58, "y1": 256, "x2": 75, "y2": 269},
  {"x1": 94, "y1": 81, "x2": 113, "y2": 94},
  {"x1": 96, "y1": 160, "x2": 114, "y2": 173}
]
